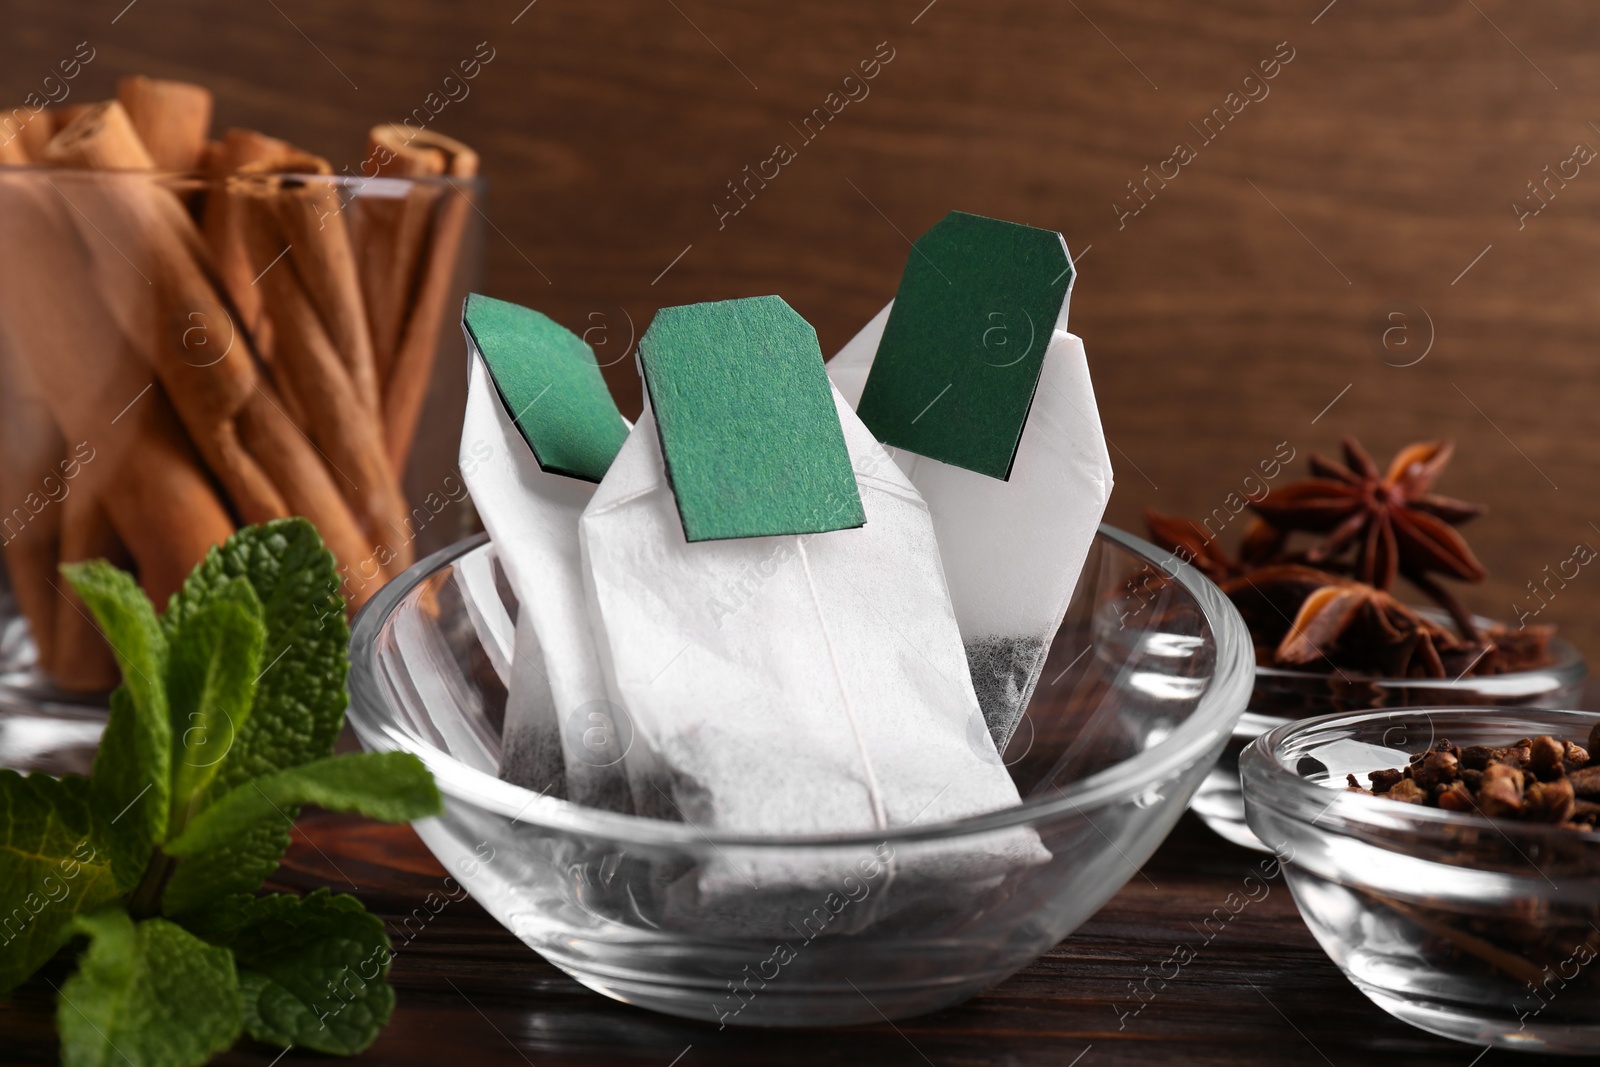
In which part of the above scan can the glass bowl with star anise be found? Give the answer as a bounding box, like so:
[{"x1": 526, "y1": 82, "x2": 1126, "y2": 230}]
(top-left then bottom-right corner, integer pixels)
[{"x1": 1142, "y1": 437, "x2": 1587, "y2": 852}]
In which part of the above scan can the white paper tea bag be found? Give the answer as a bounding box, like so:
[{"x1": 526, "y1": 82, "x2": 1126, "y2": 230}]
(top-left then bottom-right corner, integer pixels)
[
  {"x1": 459, "y1": 295, "x2": 633, "y2": 810},
  {"x1": 579, "y1": 297, "x2": 1027, "y2": 848},
  {"x1": 833, "y1": 212, "x2": 1113, "y2": 751},
  {"x1": 583, "y1": 402, "x2": 1031, "y2": 834},
  {"x1": 826, "y1": 300, "x2": 891, "y2": 409}
]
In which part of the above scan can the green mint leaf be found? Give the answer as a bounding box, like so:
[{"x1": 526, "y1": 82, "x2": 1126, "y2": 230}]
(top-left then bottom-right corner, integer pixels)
[
  {"x1": 60, "y1": 561, "x2": 168, "y2": 738},
  {"x1": 92, "y1": 689, "x2": 164, "y2": 893},
  {"x1": 57, "y1": 908, "x2": 241, "y2": 1067},
  {"x1": 164, "y1": 753, "x2": 440, "y2": 861},
  {"x1": 183, "y1": 890, "x2": 393, "y2": 1054},
  {"x1": 64, "y1": 562, "x2": 170, "y2": 891},
  {"x1": 159, "y1": 817, "x2": 292, "y2": 919},
  {"x1": 166, "y1": 582, "x2": 267, "y2": 835},
  {"x1": 162, "y1": 518, "x2": 348, "y2": 800},
  {"x1": 0, "y1": 772, "x2": 118, "y2": 996}
]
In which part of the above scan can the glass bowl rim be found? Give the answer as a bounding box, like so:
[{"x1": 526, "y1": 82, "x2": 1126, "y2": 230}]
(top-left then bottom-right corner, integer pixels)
[
  {"x1": 347, "y1": 523, "x2": 1255, "y2": 848},
  {"x1": 1242, "y1": 705, "x2": 1600, "y2": 847}
]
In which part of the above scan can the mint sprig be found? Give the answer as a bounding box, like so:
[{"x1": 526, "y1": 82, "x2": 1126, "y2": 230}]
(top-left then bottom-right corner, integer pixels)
[
  {"x1": 58, "y1": 909, "x2": 242, "y2": 1067},
  {"x1": 0, "y1": 773, "x2": 119, "y2": 994},
  {"x1": 0, "y1": 519, "x2": 441, "y2": 1067},
  {"x1": 73, "y1": 562, "x2": 172, "y2": 892},
  {"x1": 184, "y1": 889, "x2": 394, "y2": 1054},
  {"x1": 166, "y1": 519, "x2": 353, "y2": 798},
  {"x1": 165, "y1": 580, "x2": 265, "y2": 828}
]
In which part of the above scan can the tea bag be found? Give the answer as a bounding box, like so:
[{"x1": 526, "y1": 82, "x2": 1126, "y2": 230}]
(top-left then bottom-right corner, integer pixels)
[
  {"x1": 458, "y1": 294, "x2": 633, "y2": 810},
  {"x1": 833, "y1": 211, "x2": 1113, "y2": 751},
  {"x1": 579, "y1": 296, "x2": 1027, "y2": 848},
  {"x1": 826, "y1": 299, "x2": 890, "y2": 409}
]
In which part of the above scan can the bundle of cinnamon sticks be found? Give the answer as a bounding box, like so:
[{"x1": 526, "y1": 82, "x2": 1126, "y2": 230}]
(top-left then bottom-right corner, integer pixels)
[{"x1": 0, "y1": 76, "x2": 479, "y2": 691}]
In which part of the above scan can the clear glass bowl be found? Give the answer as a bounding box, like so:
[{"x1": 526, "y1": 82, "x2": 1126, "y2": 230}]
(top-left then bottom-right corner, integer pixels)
[
  {"x1": 1194, "y1": 620, "x2": 1587, "y2": 852},
  {"x1": 1241, "y1": 707, "x2": 1600, "y2": 1054},
  {"x1": 346, "y1": 524, "x2": 1255, "y2": 1027}
]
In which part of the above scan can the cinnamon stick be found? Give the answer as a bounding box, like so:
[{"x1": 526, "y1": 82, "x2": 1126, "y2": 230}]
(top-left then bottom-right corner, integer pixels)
[
  {"x1": 237, "y1": 154, "x2": 380, "y2": 415},
  {"x1": 0, "y1": 120, "x2": 25, "y2": 165},
  {"x1": 116, "y1": 76, "x2": 212, "y2": 173},
  {"x1": 0, "y1": 347, "x2": 65, "y2": 675},
  {"x1": 1, "y1": 104, "x2": 35, "y2": 163},
  {"x1": 0, "y1": 172, "x2": 236, "y2": 616},
  {"x1": 48, "y1": 104, "x2": 95, "y2": 136},
  {"x1": 3, "y1": 104, "x2": 89, "y2": 164},
  {"x1": 356, "y1": 126, "x2": 446, "y2": 387},
  {"x1": 232, "y1": 128, "x2": 302, "y2": 167},
  {"x1": 200, "y1": 128, "x2": 314, "y2": 369},
  {"x1": 44, "y1": 101, "x2": 289, "y2": 525},
  {"x1": 97, "y1": 389, "x2": 235, "y2": 606},
  {"x1": 45, "y1": 99, "x2": 157, "y2": 169},
  {"x1": 195, "y1": 138, "x2": 378, "y2": 595},
  {"x1": 367, "y1": 126, "x2": 479, "y2": 467},
  {"x1": 236, "y1": 387, "x2": 381, "y2": 608},
  {"x1": 16, "y1": 115, "x2": 52, "y2": 162},
  {"x1": 236, "y1": 181, "x2": 409, "y2": 566},
  {"x1": 51, "y1": 488, "x2": 128, "y2": 692}
]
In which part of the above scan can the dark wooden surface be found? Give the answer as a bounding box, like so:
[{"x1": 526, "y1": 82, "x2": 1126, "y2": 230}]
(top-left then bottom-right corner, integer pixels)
[
  {"x1": 5, "y1": 0, "x2": 1600, "y2": 658},
  {"x1": 0, "y1": 807, "x2": 1575, "y2": 1067}
]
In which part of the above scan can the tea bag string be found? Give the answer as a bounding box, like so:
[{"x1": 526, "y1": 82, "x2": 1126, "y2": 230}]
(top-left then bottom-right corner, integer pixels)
[{"x1": 796, "y1": 536, "x2": 889, "y2": 830}]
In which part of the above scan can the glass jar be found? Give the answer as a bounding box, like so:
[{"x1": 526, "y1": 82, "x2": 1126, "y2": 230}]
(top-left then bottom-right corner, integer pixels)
[{"x1": 0, "y1": 165, "x2": 484, "y2": 774}]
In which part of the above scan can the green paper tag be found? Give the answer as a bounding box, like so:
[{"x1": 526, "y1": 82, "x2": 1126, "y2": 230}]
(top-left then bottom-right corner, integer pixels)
[
  {"x1": 855, "y1": 211, "x2": 1074, "y2": 480},
  {"x1": 462, "y1": 293, "x2": 627, "y2": 483},
  {"x1": 638, "y1": 296, "x2": 865, "y2": 542}
]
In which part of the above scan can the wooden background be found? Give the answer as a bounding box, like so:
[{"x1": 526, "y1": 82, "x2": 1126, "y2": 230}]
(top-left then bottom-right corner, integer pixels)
[{"x1": 7, "y1": 0, "x2": 1600, "y2": 658}]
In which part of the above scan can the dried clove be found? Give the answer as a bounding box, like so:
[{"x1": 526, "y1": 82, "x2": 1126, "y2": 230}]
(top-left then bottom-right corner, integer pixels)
[
  {"x1": 1525, "y1": 778, "x2": 1577, "y2": 824},
  {"x1": 1343, "y1": 729, "x2": 1599, "y2": 1005},
  {"x1": 1529, "y1": 735, "x2": 1566, "y2": 781},
  {"x1": 1569, "y1": 766, "x2": 1600, "y2": 799},
  {"x1": 1369, "y1": 767, "x2": 1406, "y2": 794},
  {"x1": 1413, "y1": 749, "x2": 1460, "y2": 791},
  {"x1": 1353, "y1": 734, "x2": 1598, "y2": 831},
  {"x1": 1386, "y1": 778, "x2": 1427, "y2": 804}
]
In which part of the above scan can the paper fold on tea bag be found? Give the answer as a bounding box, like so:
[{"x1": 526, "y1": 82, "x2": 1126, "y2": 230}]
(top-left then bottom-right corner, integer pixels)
[
  {"x1": 584, "y1": 396, "x2": 1028, "y2": 837},
  {"x1": 829, "y1": 212, "x2": 1113, "y2": 750},
  {"x1": 827, "y1": 300, "x2": 891, "y2": 409},
  {"x1": 579, "y1": 298, "x2": 1030, "y2": 853},
  {"x1": 901, "y1": 329, "x2": 1111, "y2": 750},
  {"x1": 459, "y1": 295, "x2": 632, "y2": 810}
]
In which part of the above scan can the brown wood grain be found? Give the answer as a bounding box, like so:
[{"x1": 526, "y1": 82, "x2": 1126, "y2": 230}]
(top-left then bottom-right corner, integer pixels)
[{"x1": 0, "y1": 809, "x2": 1577, "y2": 1066}]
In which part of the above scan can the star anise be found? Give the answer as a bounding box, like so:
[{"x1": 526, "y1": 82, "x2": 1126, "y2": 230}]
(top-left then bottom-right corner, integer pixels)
[
  {"x1": 1219, "y1": 563, "x2": 1342, "y2": 647},
  {"x1": 1248, "y1": 436, "x2": 1487, "y2": 637},
  {"x1": 1273, "y1": 578, "x2": 1472, "y2": 678},
  {"x1": 1142, "y1": 508, "x2": 1283, "y2": 583},
  {"x1": 1215, "y1": 565, "x2": 1467, "y2": 677},
  {"x1": 1222, "y1": 564, "x2": 1551, "y2": 679}
]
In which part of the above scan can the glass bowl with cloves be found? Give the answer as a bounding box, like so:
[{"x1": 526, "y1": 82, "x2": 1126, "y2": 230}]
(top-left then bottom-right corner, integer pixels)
[
  {"x1": 1242, "y1": 707, "x2": 1600, "y2": 1054},
  {"x1": 1145, "y1": 437, "x2": 1587, "y2": 851}
]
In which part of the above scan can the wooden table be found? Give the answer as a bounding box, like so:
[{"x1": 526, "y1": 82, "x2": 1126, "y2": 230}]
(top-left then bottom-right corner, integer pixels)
[{"x1": 0, "y1": 806, "x2": 1576, "y2": 1066}]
